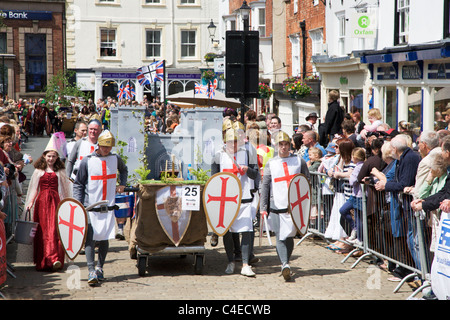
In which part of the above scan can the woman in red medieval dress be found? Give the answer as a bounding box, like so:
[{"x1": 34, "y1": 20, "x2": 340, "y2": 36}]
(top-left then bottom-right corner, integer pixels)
[{"x1": 25, "y1": 137, "x2": 72, "y2": 271}]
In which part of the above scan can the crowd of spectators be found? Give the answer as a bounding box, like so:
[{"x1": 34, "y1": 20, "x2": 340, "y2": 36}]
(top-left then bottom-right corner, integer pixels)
[{"x1": 226, "y1": 91, "x2": 450, "y2": 298}]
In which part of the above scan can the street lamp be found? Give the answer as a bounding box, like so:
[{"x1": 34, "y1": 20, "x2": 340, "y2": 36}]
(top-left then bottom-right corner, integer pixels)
[
  {"x1": 239, "y1": 1, "x2": 251, "y2": 31},
  {"x1": 207, "y1": 19, "x2": 217, "y2": 42}
]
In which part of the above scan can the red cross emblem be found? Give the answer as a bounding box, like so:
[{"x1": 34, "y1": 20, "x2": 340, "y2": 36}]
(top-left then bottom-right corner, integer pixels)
[
  {"x1": 56, "y1": 198, "x2": 88, "y2": 260},
  {"x1": 207, "y1": 177, "x2": 238, "y2": 228},
  {"x1": 290, "y1": 179, "x2": 309, "y2": 230},
  {"x1": 58, "y1": 204, "x2": 85, "y2": 253},
  {"x1": 288, "y1": 174, "x2": 312, "y2": 237},
  {"x1": 91, "y1": 160, "x2": 117, "y2": 200},
  {"x1": 203, "y1": 172, "x2": 242, "y2": 236},
  {"x1": 274, "y1": 162, "x2": 297, "y2": 188}
]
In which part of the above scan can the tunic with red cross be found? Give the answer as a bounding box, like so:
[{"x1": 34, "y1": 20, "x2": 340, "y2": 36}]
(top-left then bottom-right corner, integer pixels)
[
  {"x1": 91, "y1": 160, "x2": 117, "y2": 200},
  {"x1": 269, "y1": 156, "x2": 302, "y2": 211},
  {"x1": 87, "y1": 155, "x2": 118, "y2": 208},
  {"x1": 274, "y1": 162, "x2": 297, "y2": 189}
]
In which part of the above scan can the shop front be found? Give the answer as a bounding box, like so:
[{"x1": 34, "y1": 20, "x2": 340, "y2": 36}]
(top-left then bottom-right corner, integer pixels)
[
  {"x1": 0, "y1": 3, "x2": 65, "y2": 99},
  {"x1": 76, "y1": 68, "x2": 202, "y2": 103},
  {"x1": 358, "y1": 40, "x2": 450, "y2": 132}
]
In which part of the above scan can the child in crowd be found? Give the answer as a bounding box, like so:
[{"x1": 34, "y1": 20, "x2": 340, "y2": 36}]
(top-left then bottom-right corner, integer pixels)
[
  {"x1": 307, "y1": 147, "x2": 322, "y2": 171},
  {"x1": 339, "y1": 147, "x2": 366, "y2": 245},
  {"x1": 359, "y1": 108, "x2": 383, "y2": 140}
]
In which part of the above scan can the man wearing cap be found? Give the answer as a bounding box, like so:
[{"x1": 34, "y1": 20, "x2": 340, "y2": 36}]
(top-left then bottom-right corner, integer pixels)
[
  {"x1": 211, "y1": 128, "x2": 259, "y2": 277},
  {"x1": 66, "y1": 114, "x2": 102, "y2": 180},
  {"x1": 260, "y1": 131, "x2": 310, "y2": 281},
  {"x1": 304, "y1": 112, "x2": 318, "y2": 132},
  {"x1": 73, "y1": 130, "x2": 128, "y2": 286}
]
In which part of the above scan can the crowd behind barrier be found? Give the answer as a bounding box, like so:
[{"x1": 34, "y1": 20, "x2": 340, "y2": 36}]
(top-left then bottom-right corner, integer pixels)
[{"x1": 300, "y1": 171, "x2": 443, "y2": 299}]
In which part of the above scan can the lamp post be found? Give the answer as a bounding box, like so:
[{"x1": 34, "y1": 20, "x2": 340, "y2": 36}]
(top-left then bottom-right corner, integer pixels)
[
  {"x1": 207, "y1": 19, "x2": 217, "y2": 43},
  {"x1": 239, "y1": 1, "x2": 251, "y2": 32},
  {"x1": 239, "y1": 0, "x2": 251, "y2": 124}
]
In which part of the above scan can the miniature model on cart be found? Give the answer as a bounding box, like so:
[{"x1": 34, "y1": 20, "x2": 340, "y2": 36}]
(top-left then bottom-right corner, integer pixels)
[{"x1": 128, "y1": 160, "x2": 209, "y2": 276}]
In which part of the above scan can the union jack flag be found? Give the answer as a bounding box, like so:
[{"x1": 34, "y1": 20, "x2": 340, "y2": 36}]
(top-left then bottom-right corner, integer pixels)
[
  {"x1": 208, "y1": 79, "x2": 218, "y2": 99},
  {"x1": 150, "y1": 60, "x2": 165, "y2": 82},
  {"x1": 124, "y1": 81, "x2": 133, "y2": 99},
  {"x1": 117, "y1": 82, "x2": 125, "y2": 99},
  {"x1": 136, "y1": 60, "x2": 165, "y2": 86},
  {"x1": 136, "y1": 66, "x2": 151, "y2": 86},
  {"x1": 129, "y1": 82, "x2": 136, "y2": 98},
  {"x1": 195, "y1": 82, "x2": 208, "y2": 95}
]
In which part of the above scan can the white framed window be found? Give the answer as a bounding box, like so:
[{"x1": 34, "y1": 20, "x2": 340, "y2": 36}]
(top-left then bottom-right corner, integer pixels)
[
  {"x1": 145, "y1": 0, "x2": 161, "y2": 3},
  {"x1": 309, "y1": 28, "x2": 323, "y2": 56},
  {"x1": 294, "y1": 0, "x2": 298, "y2": 14},
  {"x1": 146, "y1": 30, "x2": 161, "y2": 57},
  {"x1": 100, "y1": 28, "x2": 117, "y2": 57},
  {"x1": 181, "y1": 30, "x2": 196, "y2": 57},
  {"x1": 258, "y1": 8, "x2": 266, "y2": 36},
  {"x1": 290, "y1": 35, "x2": 300, "y2": 77},
  {"x1": 99, "y1": 0, "x2": 115, "y2": 2},
  {"x1": 398, "y1": 0, "x2": 409, "y2": 44},
  {"x1": 180, "y1": 0, "x2": 196, "y2": 4},
  {"x1": 337, "y1": 12, "x2": 346, "y2": 56}
]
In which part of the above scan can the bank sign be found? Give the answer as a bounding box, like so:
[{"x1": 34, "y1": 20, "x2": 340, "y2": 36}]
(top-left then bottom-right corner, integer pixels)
[
  {"x1": 0, "y1": 10, "x2": 53, "y2": 21},
  {"x1": 349, "y1": 12, "x2": 377, "y2": 39}
]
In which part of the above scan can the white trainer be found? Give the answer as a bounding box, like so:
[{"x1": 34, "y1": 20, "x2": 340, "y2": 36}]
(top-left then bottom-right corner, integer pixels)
[{"x1": 241, "y1": 265, "x2": 256, "y2": 277}]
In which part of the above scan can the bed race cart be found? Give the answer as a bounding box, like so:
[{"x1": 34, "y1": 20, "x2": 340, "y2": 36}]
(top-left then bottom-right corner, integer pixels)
[{"x1": 127, "y1": 181, "x2": 208, "y2": 276}]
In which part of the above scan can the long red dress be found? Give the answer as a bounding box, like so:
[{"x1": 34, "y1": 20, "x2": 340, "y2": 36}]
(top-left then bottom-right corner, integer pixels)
[{"x1": 33, "y1": 171, "x2": 65, "y2": 271}]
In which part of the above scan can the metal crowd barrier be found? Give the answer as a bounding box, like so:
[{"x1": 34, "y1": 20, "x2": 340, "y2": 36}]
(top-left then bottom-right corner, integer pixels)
[{"x1": 297, "y1": 172, "x2": 433, "y2": 299}]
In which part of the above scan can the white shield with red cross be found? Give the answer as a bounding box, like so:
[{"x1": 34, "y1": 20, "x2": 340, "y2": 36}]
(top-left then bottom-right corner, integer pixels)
[
  {"x1": 155, "y1": 185, "x2": 192, "y2": 247},
  {"x1": 202, "y1": 172, "x2": 242, "y2": 236},
  {"x1": 56, "y1": 198, "x2": 88, "y2": 260},
  {"x1": 288, "y1": 174, "x2": 311, "y2": 237}
]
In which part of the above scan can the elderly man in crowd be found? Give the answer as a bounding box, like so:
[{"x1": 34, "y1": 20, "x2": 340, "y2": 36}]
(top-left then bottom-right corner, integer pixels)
[{"x1": 375, "y1": 134, "x2": 422, "y2": 270}]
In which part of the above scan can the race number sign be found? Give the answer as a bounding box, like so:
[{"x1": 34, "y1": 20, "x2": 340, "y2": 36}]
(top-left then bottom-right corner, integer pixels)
[
  {"x1": 56, "y1": 198, "x2": 88, "y2": 260},
  {"x1": 182, "y1": 185, "x2": 201, "y2": 211},
  {"x1": 156, "y1": 185, "x2": 192, "y2": 247},
  {"x1": 288, "y1": 174, "x2": 311, "y2": 237},
  {"x1": 203, "y1": 172, "x2": 242, "y2": 236}
]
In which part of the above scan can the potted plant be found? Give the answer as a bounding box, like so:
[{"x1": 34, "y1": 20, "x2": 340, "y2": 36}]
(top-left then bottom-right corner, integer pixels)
[
  {"x1": 258, "y1": 82, "x2": 275, "y2": 99},
  {"x1": 204, "y1": 52, "x2": 217, "y2": 62},
  {"x1": 282, "y1": 76, "x2": 313, "y2": 99},
  {"x1": 202, "y1": 69, "x2": 216, "y2": 82}
]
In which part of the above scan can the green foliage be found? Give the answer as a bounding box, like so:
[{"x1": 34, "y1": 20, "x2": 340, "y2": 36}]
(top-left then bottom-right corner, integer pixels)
[
  {"x1": 189, "y1": 167, "x2": 211, "y2": 183},
  {"x1": 134, "y1": 166, "x2": 151, "y2": 181},
  {"x1": 44, "y1": 69, "x2": 88, "y2": 108}
]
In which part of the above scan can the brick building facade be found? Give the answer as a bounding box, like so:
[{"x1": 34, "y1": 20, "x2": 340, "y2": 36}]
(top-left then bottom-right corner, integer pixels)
[
  {"x1": 0, "y1": 0, "x2": 65, "y2": 100},
  {"x1": 285, "y1": 0, "x2": 326, "y2": 79}
]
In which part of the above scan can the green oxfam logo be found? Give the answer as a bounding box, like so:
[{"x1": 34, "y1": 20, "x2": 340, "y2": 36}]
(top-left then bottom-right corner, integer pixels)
[{"x1": 358, "y1": 16, "x2": 370, "y2": 28}]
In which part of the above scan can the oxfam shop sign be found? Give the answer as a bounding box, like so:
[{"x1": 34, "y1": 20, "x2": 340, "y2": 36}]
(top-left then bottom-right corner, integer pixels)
[{"x1": 351, "y1": 13, "x2": 377, "y2": 39}]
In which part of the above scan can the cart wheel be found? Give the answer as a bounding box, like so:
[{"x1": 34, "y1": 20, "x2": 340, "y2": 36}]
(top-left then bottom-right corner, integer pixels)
[
  {"x1": 194, "y1": 255, "x2": 203, "y2": 275},
  {"x1": 137, "y1": 256, "x2": 147, "y2": 276}
]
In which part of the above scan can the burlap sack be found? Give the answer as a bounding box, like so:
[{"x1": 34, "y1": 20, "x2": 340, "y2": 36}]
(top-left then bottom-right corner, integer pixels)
[{"x1": 129, "y1": 183, "x2": 207, "y2": 254}]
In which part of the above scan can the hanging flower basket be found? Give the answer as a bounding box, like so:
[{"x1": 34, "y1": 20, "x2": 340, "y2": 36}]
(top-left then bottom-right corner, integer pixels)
[
  {"x1": 258, "y1": 82, "x2": 274, "y2": 99},
  {"x1": 204, "y1": 52, "x2": 217, "y2": 62},
  {"x1": 202, "y1": 69, "x2": 216, "y2": 82},
  {"x1": 282, "y1": 76, "x2": 313, "y2": 99}
]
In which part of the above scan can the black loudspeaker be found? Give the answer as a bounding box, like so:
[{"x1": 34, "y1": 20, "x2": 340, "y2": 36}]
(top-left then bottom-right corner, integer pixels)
[{"x1": 225, "y1": 31, "x2": 259, "y2": 98}]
